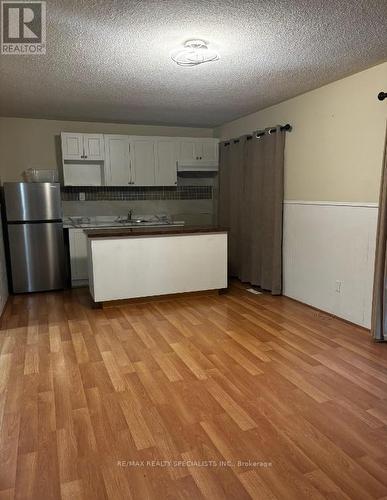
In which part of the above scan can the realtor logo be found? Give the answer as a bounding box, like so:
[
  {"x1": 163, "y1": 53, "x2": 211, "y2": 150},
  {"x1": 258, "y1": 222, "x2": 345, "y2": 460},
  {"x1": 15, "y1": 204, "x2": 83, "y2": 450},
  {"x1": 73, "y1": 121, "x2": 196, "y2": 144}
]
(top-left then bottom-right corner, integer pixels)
[{"x1": 1, "y1": 1, "x2": 46, "y2": 54}]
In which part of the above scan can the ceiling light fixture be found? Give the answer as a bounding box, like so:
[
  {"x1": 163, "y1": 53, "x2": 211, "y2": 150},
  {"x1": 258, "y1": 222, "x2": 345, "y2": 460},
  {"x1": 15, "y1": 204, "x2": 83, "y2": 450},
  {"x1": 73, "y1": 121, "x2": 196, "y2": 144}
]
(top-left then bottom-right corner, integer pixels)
[{"x1": 171, "y1": 39, "x2": 219, "y2": 67}]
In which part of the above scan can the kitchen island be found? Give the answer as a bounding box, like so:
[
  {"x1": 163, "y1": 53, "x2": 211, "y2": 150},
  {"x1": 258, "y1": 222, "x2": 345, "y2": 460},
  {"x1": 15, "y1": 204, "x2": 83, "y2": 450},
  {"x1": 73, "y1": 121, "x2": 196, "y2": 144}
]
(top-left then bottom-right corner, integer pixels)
[
  {"x1": 85, "y1": 226, "x2": 228, "y2": 303},
  {"x1": 64, "y1": 215, "x2": 185, "y2": 287}
]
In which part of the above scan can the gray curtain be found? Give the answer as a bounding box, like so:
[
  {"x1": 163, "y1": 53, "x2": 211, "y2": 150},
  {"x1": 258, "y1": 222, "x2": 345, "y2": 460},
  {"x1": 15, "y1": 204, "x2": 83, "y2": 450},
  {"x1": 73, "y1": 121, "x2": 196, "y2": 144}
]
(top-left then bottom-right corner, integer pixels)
[
  {"x1": 371, "y1": 128, "x2": 387, "y2": 341},
  {"x1": 218, "y1": 126, "x2": 285, "y2": 295}
]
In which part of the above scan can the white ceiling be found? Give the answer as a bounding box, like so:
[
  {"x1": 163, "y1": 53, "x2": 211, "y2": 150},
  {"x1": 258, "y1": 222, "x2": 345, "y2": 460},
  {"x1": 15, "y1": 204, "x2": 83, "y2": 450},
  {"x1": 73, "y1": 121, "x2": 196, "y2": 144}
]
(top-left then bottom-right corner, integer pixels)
[{"x1": 0, "y1": 0, "x2": 386, "y2": 128}]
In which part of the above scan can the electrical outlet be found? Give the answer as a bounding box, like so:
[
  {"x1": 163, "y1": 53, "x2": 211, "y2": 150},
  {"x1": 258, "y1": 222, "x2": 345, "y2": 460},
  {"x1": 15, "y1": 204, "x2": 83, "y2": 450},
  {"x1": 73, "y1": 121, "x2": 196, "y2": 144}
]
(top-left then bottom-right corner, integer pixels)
[
  {"x1": 335, "y1": 280, "x2": 343, "y2": 293},
  {"x1": 79, "y1": 192, "x2": 86, "y2": 201}
]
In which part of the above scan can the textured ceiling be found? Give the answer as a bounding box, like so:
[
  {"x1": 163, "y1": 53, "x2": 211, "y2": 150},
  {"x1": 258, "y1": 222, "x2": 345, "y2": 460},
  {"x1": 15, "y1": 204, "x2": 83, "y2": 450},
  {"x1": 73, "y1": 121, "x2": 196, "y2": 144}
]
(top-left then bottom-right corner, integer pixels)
[{"x1": 0, "y1": 0, "x2": 386, "y2": 127}]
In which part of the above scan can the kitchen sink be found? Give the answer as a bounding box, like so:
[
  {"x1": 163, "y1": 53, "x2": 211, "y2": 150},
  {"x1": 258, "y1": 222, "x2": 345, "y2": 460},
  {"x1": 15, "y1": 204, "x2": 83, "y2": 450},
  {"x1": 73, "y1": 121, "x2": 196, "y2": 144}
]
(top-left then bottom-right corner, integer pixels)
[
  {"x1": 64, "y1": 215, "x2": 184, "y2": 229},
  {"x1": 119, "y1": 220, "x2": 172, "y2": 226}
]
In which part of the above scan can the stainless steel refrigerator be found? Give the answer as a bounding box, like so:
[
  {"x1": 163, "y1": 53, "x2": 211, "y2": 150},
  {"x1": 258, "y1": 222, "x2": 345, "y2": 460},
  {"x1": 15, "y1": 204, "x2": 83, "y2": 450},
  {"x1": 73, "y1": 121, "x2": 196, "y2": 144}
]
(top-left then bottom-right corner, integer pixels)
[{"x1": 3, "y1": 182, "x2": 66, "y2": 293}]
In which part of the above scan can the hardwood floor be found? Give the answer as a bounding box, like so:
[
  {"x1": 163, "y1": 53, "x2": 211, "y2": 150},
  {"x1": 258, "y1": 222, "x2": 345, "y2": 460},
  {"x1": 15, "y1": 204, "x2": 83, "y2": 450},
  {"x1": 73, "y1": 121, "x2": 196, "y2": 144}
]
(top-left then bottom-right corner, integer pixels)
[{"x1": 0, "y1": 283, "x2": 387, "y2": 499}]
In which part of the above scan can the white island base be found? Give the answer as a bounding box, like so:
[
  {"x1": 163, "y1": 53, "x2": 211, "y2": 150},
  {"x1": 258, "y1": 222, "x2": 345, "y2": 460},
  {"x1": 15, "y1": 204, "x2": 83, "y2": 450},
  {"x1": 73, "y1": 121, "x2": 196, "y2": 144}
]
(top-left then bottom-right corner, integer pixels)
[{"x1": 86, "y1": 229, "x2": 228, "y2": 303}]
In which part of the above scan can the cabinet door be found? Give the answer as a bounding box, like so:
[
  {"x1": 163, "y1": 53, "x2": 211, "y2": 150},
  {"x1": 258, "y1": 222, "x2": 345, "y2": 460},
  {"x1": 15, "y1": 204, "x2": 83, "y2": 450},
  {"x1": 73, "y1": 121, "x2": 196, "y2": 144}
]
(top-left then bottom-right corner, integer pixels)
[
  {"x1": 201, "y1": 140, "x2": 219, "y2": 162},
  {"x1": 61, "y1": 133, "x2": 84, "y2": 160},
  {"x1": 83, "y1": 134, "x2": 104, "y2": 160},
  {"x1": 63, "y1": 164, "x2": 104, "y2": 186},
  {"x1": 130, "y1": 138, "x2": 156, "y2": 186},
  {"x1": 155, "y1": 140, "x2": 178, "y2": 186},
  {"x1": 178, "y1": 139, "x2": 219, "y2": 162},
  {"x1": 193, "y1": 142, "x2": 204, "y2": 160},
  {"x1": 179, "y1": 140, "x2": 196, "y2": 162},
  {"x1": 104, "y1": 135, "x2": 131, "y2": 186},
  {"x1": 69, "y1": 228, "x2": 89, "y2": 283}
]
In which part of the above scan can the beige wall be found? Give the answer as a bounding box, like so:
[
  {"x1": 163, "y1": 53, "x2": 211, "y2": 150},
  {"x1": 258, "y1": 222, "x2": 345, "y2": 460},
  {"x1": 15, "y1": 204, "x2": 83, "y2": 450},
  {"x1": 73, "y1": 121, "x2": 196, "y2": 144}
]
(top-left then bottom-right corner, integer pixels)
[
  {"x1": 216, "y1": 62, "x2": 387, "y2": 202},
  {"x1": 2, "y1": 62, "x2": 386, "y2": 200},
  {"x1": 0, "y1": 117, "x2": 214, "y2": 183}
]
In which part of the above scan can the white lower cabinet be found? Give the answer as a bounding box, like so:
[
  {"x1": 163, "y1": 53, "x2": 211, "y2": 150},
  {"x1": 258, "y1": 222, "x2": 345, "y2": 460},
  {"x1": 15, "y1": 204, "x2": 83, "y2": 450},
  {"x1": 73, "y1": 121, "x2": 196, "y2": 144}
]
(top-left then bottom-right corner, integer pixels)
[{"x1": 68, "y1": 228, "x2": 89, "y2": 285}]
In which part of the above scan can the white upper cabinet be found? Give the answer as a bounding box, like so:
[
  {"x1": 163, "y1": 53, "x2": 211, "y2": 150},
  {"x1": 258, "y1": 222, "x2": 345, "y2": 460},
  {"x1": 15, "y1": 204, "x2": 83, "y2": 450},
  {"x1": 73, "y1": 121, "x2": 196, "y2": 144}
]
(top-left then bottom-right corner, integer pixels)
[
  {"x1": 61, "y1": 133, "x2": 84, "y2": 160},
  {"x1": 105, "y1": 135, "x2": 161, "y2": 187},
  {"x1": 83, "y1": 134, "x2": 104, "y2": 160},
  {"x1": 178, "y1": 138, "x2": 219, "y2": 163},
  {"x1": 179, "y1": 140, "x2": 197, "y2": 163},
  {"x1": 200, "y1": 139, "x2": 219, "y2": 162},
  {"x1": 61, "y1": 133, "x2": 104, "y2": 161},
  {"x1": 62, "y1": 133, "x2": 217, "y2": 186},
  {"x1": 104, "y1": 135, "x2": 131, "y2": 185},
  {"x1": 154, "y1": 139, "x2": 178, "y2": 186},
  {"x1": 130, "y1": 137, "x2": 156, "y2": 186}
]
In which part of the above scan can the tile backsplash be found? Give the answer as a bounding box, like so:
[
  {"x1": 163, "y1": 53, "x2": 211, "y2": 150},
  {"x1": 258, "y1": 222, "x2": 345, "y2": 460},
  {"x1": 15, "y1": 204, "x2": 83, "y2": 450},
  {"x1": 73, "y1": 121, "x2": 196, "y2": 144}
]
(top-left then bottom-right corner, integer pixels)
[{"x1": 61, "y1": 185, "x2": 212, "y2": 201}]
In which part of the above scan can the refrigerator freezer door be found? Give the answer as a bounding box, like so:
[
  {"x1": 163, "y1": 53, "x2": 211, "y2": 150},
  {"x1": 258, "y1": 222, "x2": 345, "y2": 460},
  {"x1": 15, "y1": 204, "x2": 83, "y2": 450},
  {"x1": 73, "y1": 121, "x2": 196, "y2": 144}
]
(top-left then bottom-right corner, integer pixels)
[
  {"x1": 8, "y1": 222, "x2": 65, "y2": 293},
  {"x1": 4, "y1": 182, "x2": 62, "y2": 222}
]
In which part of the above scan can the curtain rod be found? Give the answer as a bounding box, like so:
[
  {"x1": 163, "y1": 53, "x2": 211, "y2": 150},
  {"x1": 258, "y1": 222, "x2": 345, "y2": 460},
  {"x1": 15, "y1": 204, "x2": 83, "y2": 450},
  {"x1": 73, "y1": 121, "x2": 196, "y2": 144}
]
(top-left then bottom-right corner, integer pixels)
[
  {"x1": 378, "y1": 92, "x2": 386, "y2": 101},
  {"x1": 223, "y1": 123, "x2": 292, "y2": 146}
]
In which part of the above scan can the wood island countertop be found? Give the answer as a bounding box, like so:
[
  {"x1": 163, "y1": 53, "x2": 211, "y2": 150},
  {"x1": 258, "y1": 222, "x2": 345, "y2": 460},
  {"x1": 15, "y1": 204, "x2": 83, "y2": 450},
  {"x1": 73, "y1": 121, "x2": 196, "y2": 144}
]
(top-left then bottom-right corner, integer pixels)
[{"x1": 84, "y1": 226, "x2": 227, "y2": 238}]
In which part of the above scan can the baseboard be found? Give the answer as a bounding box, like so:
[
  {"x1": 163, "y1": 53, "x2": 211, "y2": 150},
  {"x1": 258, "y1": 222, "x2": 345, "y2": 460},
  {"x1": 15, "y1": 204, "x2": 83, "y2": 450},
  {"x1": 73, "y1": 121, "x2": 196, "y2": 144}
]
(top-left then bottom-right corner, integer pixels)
[
  {"x1": 283, "y1": 293, "x2": 371, "y2": 333},
  {"x1": 101, "y1": 288, "x2": 224, "y2": 308},
  {"x1": 234, "y1": 279, "x2": 370, "y2": 333}
]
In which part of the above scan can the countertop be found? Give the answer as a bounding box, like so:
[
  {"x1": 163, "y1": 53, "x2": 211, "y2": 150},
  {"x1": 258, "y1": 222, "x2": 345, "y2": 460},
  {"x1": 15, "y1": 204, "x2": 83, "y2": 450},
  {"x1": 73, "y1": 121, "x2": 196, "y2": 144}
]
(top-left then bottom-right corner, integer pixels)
[
  {"x1": 84, "y1": 226, "x2": 227, "y2": 238},
  {"x1": 63, "y1": 215, "x2": 185, "y2": 229}
]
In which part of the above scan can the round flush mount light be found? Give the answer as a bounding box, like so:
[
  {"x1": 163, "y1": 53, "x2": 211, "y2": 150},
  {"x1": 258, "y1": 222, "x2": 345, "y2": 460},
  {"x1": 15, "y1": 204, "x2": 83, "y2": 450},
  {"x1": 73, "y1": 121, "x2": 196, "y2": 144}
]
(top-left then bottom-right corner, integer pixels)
[{"x1": 171, "y1": 39, "x2": 219, "y2": 67}]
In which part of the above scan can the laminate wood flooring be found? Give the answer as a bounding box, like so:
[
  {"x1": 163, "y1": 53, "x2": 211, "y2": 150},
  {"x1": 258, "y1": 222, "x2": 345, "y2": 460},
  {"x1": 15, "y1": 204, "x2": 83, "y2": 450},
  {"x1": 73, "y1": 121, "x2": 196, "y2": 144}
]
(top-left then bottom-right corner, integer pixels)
[{"x1": 0, "y1": 283, "x2": 386, "y2": 499}]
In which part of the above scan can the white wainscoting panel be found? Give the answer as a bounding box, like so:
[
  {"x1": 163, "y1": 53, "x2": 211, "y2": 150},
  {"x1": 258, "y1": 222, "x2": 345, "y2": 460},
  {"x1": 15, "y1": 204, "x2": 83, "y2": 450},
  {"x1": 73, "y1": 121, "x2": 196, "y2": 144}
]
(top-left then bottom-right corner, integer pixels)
[{"x1": 283, "y1": 201, "x2": 378, "y2": 328}]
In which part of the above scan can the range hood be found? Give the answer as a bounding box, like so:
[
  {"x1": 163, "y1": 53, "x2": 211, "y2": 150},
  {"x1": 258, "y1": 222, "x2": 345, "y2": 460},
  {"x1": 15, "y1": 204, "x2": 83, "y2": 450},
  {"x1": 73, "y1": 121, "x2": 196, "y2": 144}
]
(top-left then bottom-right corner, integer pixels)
[{"x1": 177, "y1": 160, "x2": 218, "y2": 172}]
